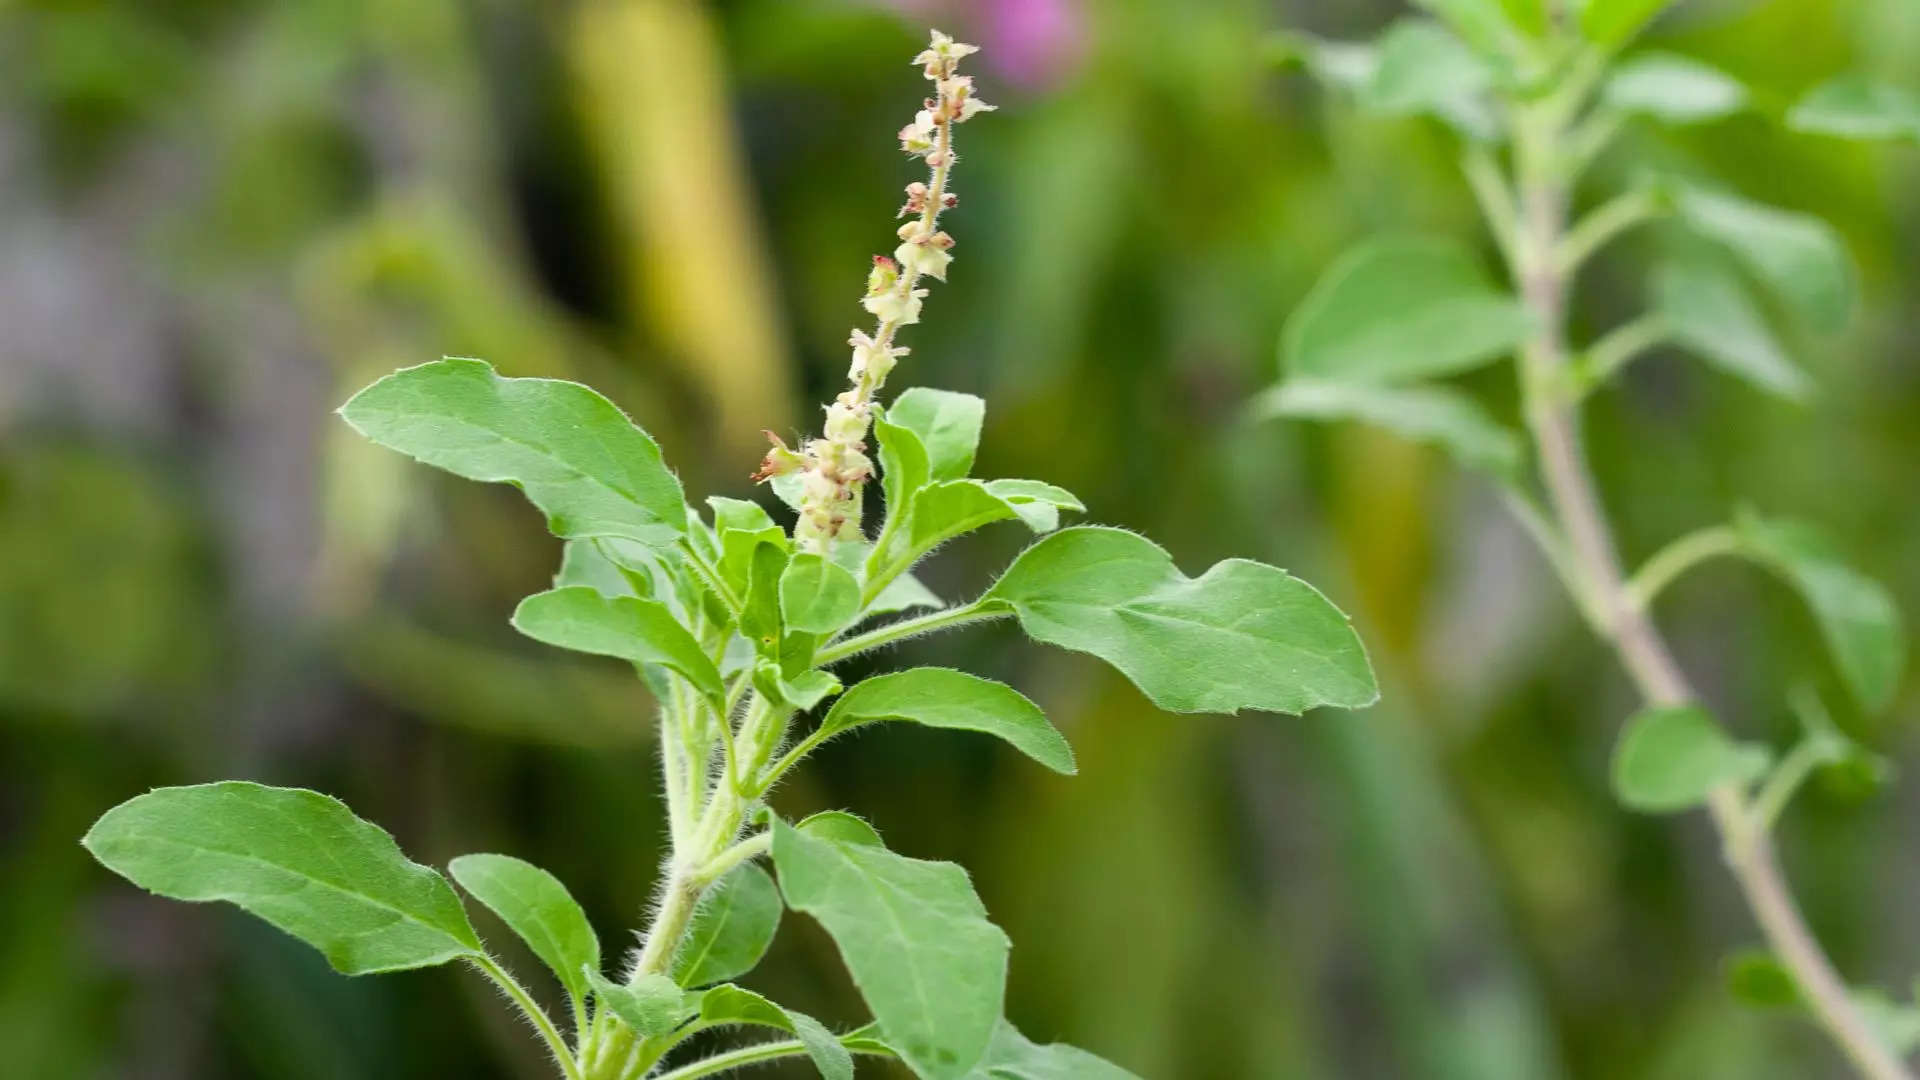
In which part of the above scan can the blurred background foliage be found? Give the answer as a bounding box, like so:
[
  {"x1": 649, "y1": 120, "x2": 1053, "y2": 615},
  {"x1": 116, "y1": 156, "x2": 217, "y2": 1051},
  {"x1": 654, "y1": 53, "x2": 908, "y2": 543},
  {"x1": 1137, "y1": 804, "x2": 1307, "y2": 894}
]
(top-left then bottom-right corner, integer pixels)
[{"x1": 2, "y1": 0, "x2": 1916, "y2": 1076}]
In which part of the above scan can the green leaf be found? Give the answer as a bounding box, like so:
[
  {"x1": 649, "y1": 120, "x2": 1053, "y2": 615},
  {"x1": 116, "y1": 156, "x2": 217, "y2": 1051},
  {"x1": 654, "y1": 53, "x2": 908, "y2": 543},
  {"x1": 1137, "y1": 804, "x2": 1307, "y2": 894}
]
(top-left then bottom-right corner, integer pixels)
[
  {"x1": 1254, "y1": 378, "x2": 1523, "y2": 477},
  {"x1": 794, "y1": 810, "x2": 885, "y2": 847},
  {"x1": 1653, "y1": 259, "x2": 1811, "y2": 400},
  {"x1": 781, "y1": 553, "x2": 862, "y2": 635},
  {"x1": 1735, "y1": 512, "x2": 1906, "y2": 712},
  {"x1": 983, "y1": 527, "x2": 1377, "y2": 715},
  {"x1": 772, "y1": 816, "x2": 1008, "y2": 1080},
  {"x1": 981, "y1": 480, "x2": 1083, "y2": 534},
  {"x1": 1610, "y1": 706, "x2": 1771, "y2": 812},
  {"x1": 1852, "y1": 989, "x2": 1920, "y2": 1057},
  {"x1": 338, "y1": 358, "x2": 686, "y2": 545},
  {"x1": 889, "y1": 388, "x2": 985, "y2": 482},
  {"x1": 1789, "y1": 77, "x2": 1920, "y2": 143},
  {"x1": 587, "y1": 969, "x2": 689, "y2": 1037},
  {"x1": 695, "y1": 984, "x2": 854, "y2": 1080},
  {"x1": 817, "y1": 669, "x2": 1075, "y2": 775},
  {"x1": 869, "y1": 572, "x2": 945, "y2": 617},
  {"x1": 1789, "y1": 688, "x2": 1896, "y2": 796},
  {"x1": 1414, "y1": 0, "x2": 1519, "y2": 56},
  {"x1": 1272, "y1": 32, "x2": 1378, "y2": 94},
  {"x1": 1579, "y1": 0, "x2": 1674, "y2": 48},
  {"x1": 740, "y1": 541, "x2": 790, "y2": 655},
  {"x1": 876, "y1": 413, "x2": 932, "y2": 523},
  {"x1": 1361, "y1": 19, "x2": 1499, "y2": 140},
  {"x1": 880, "y1": 480, "x2": 1070, "y2": 576},
  {"x1": 83, "y1": 782, "x2": 482, "y2": 975},
  {"x1": 1283, "y1": 236, "x2": 1532, "y2": 384},
  {"x1": 754, "y1": 661, "x2": 842, "y2": 713},
  {"x1": 1603, "y1": 53, "x2": 1747, "y2": 123},
  {"x1": 1725, "y1": 949, "x2": 1800, "y2": 1008},
  {"x1": 556, "y1": 540, "x2": 641, "y2": 598},
  {"x1": 448, "y1": 854, "x2": 599, "y2": 1007},
  {"x1": 964, "y1": 1019, "x2": 1141, "y2": 1080},
  {"x1": 511, "y1": 587, "x2": 724, "y2": 706},
  {"x1": 672, "y1": 863, "x2": 782, "y2": 988},
  {"x1": 1673, "y1": 186, "x2": 1854, "y2": 334}
]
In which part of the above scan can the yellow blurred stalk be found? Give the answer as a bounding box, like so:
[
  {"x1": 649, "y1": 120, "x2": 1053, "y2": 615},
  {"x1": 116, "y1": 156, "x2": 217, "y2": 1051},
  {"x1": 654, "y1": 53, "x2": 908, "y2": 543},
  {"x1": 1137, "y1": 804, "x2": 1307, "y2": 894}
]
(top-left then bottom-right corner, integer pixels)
[{"x1": 570, "y1": 0, "x2": 794, "y2": 461}]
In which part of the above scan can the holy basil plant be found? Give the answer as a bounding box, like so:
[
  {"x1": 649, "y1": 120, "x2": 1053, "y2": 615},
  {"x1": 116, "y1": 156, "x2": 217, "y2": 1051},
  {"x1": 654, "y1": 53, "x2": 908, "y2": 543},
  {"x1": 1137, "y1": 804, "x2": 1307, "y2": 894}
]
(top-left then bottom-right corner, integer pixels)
[
  {"x1": 1268, "y1": 4, "x2": 1911, "y2": 1080},
  {"x1": 82, "y1": 30, "x2": 1376, "y2": 1080}
]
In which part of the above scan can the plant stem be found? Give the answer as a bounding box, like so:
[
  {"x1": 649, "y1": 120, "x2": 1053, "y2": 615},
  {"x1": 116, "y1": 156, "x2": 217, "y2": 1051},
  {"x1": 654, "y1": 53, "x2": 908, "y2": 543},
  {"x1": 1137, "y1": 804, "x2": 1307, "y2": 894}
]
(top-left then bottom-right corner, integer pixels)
[
  {"x1": 1501, "y1": 99, "x2": 1911, "y2": 1080},
  {"x1": 814, "y1": 602, "x2": 1007, "y2": 666},
  {"x1": 1575, "y1": 313, "x2": 1669, "y2": 393},
  {"x1": 1625, "y1": 524, "x2": 1741, "y2": 610},
  {"x1": 650, "y1": 1039, "x2": 892, "y2": 1080},
  {"x1": 472, "y1": 955, "x2": 583, "y2": 1080}
]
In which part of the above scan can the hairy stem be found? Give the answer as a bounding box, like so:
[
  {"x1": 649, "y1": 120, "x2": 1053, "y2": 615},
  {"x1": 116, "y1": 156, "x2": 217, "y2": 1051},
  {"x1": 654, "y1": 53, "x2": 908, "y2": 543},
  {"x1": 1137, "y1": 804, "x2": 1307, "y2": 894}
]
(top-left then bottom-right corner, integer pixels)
[
  {"x1": 472, "y1": 955, "x2": 583, "y2": 1080},
  {"x1": 814, "y1": 602, "x2": 1007, "y2": 667},
  {"x1": 1501, "y1": 97, "x2": 1911, "y2": 1080}
]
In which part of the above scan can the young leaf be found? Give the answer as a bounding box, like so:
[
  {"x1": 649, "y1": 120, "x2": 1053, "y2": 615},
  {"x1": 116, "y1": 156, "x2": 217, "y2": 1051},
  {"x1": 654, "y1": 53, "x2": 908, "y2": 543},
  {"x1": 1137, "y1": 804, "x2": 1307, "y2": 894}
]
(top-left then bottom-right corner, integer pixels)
[
  {"x1": 1254, "y1": 378, "x2": 1523, "y2": 477},
  {"x1": 673, "y1": 863, "x2": 782, "y2": 988},
  {"x1": 1361, "y1": 19, "x2": 1499, "y2": 140},
  {"x1": 1283, "y1": 236, "x2": 1532, "y2": 384},
  {"x1": 83, "y1": 782, "x2": 482, "y2": 975},
  {"x1": 964, "y1": 1019, "x2": 1142, "y2": 1080},
  {"x1": 876, "y1": 413, "x2": 933, "y2": 523},
  {"x1": 1735, "y1": 512, "x2": 1906, "y2": 713},
  {"x1": 695, "y1": 984, "x2": 855, "y2": 1080},
  {"x1": 587, "y1": 969, "x2": 690, "y2": 1037},
  {"x1": 1580, "y1": 0, "x2": 1674, "y2": 48},
  {"x1": 781, "y1": 553, "x2": 863, "y2": 635},
  {"x1": 1653, "y1": 260, "x2": 1811, "y2": 401},
  {"x1": 816, "y1": 669, "x2": 1075, "y2": 775},
  {"x1": 448, "y1": 854, "x2": 599, "y2": 1008},
  {"x1": 1789, "y1": 77, "x2": 1920, "y2": 143},
  {"x1": 888, "y1": 388, "x2": 986, "y2": 482},
  {"x1": 981, "y1": 480, "x2": 1084, "y2": 533},
  {"x1": 739, "y1": 541, "x2": 791, "y2": 655},
  {"x1": 511, "y1": 587, "x2": 724, "y2": 706},
  {"x1": 794, "y1": 810, "x2": 884, "y2": 847},
  {"x1": 1603, "y1": 53, "x2": 1747, "y2": 124},
  {"x1": 338, "y1": 358, "x2": 686, "y2": 545},
  {"x1": 870, "y1": 572, "x2": 945, "y2": 617},
  {"x1": 754, "y1": 661, "x2": 842, "y2": 713},
  {"x1": 1610, "y1": 706, "x2": 1772, "y2": 812},
  {"x1": 772, "y1": 815, "x2": 1008, "y2": 1080},
  {"x1": 982, "y1": 527, "x2": 1377, "y2": 715},
  {"x1": 1673, "y1": 186, "x2": 1854, "y2": 335},
  {"x1": 556, "y1": 540, "x2": 641, "y2": 599}
]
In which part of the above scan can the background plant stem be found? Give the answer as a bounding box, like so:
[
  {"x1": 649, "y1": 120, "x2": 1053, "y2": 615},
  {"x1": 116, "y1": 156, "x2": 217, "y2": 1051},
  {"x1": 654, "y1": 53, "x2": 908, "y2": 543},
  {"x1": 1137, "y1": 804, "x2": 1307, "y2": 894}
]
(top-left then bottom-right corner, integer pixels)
[{"x1": 1501, "y1": 98, "x2": 1912, "y2": 1080}]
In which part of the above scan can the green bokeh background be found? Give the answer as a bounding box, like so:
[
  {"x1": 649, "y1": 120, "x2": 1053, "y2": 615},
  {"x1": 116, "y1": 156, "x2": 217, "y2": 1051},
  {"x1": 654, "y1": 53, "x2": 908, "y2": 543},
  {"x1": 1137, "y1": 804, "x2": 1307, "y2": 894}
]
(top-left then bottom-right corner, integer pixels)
[{"x1": 2, "y1": 0, "x2": 1916, "y2": 1076}]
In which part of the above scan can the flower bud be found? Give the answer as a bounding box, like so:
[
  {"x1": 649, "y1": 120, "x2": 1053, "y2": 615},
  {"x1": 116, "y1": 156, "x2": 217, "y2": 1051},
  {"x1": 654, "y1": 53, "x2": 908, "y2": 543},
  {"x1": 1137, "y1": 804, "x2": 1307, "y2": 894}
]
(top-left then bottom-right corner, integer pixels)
[
  {"x1": 866, "y1": 256, "x2": 899, "y2": 295},
  {"x1": 895, "y1": 240, "x2": 952, "y2": 282}
]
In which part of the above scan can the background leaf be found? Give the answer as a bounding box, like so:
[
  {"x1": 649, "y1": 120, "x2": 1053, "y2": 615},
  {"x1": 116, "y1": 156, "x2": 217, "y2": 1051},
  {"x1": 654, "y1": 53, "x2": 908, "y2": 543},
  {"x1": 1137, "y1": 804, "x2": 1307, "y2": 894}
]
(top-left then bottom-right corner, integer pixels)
[
  {"x1": 1580, "y1": 0, "x2": 1675, "y2": 48},
  {"x1": 984, "y1": 527, "x2": 1377, "y2": 715},
  {"x1": 1603, "y1": 53, "x2": 1747, "y2": 124},
  {"x1": 338, "y1": 359, "x2": 687, "y2": 544},
  {"x1": 1283, "y1": 236, "x2": 1532, "y2": 384},
  {"x1": 1610, "y1": 707, "x2": 1771, "y2": 812},
  {"x1": 1789, "y1": 77, "x2": 1920, "y2": 142},
  {"x1": 1674, "y1": 186, "x2": 1855, "y2": 334},
  {"x1": 83, "y1": 782, "x2": 482, "y2": 975},
  {"x1": 1361, "y1": 20, "x2": 1498, "y2": 140},
  {"x1": 672, "y1": 863, "x2": 782, "y2": 988},
  {"x1": 1736, "y1": 512, "x2": 1906, "y2": 712},
  {"x1": 1254, "y1": 378, "x2": 1523, "y2": 477},
  {"x1": 772, "y1": 815, "x2": 1008, "y2": 1080},
  {"x1": 1652, "y1": 260, "x2": 1811, "y2": 400},
  {"x1": 447, "y1": 854, "x2": 598, "y2": 1008},
  {"x1": 815, "y1": 668, "x2": 1075, "y2": 775}
]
